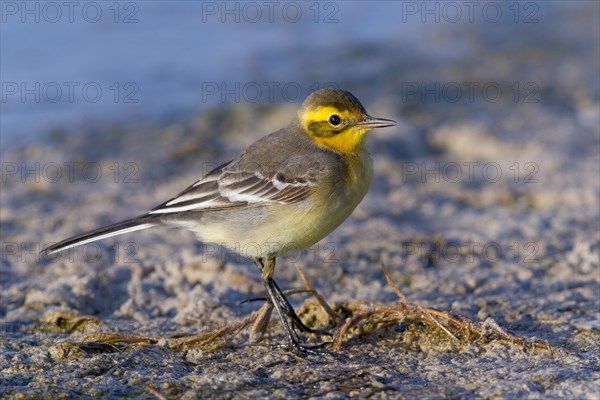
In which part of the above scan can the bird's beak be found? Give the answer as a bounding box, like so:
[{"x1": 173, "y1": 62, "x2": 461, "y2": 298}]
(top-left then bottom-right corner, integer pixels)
[{"x1": 355, "y1": 115, "x2": 397, "y2": 129}]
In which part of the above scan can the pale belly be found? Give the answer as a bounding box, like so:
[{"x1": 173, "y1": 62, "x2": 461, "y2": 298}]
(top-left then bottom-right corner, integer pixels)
[{"x1": 188, "y1": 152, "x2": 373, "y2": 259}]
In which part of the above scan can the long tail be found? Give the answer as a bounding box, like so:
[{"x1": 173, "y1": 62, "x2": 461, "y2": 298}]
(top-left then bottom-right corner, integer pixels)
[{"x1": 41, "y1": 214, "x2": 161, "y2": 256}]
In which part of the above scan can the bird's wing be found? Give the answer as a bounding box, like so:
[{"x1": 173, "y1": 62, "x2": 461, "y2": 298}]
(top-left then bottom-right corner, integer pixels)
[{"x1": 149, "y1": 160, "x2": 318, "y2": 214}]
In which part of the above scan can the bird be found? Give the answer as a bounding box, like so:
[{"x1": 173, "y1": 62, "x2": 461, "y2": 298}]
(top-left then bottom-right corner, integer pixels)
[{"x1": 41, "y1": 88, "x2": 397, "y2": 352}]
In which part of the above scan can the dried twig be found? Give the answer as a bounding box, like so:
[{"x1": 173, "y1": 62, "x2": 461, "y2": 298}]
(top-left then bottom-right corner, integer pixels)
[
  {"x1": 331, "y1": 311, "x2": 377, "y2": 350},
  {"x1": 382, "y1": 263, "x2": 459, "y2": 342},
  {"x1": 381, "y1": 263, "x2": 410, "y2": 303},
  {"x1": 49, "y1": 263, "x2": 553, "y2": 353},
  {"x1": 296, "y1": 265, "x2": 342, "y2": 327}
]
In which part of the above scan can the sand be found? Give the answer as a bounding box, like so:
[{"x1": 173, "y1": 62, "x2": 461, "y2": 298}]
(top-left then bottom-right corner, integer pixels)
[{"x1": 1, "y1": 4, "x2": 599, "y2": 399}]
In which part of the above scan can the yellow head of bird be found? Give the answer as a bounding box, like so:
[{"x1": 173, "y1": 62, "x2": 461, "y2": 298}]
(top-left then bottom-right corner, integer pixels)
[{"x1": 298, "y1": 88, "x2": 396, "y2": 154}]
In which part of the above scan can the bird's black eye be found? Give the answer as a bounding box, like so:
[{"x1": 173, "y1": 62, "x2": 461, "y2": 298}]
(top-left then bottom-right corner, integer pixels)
[{"x1": 328, "y1": 114, "x2": 341, "y2": 126}]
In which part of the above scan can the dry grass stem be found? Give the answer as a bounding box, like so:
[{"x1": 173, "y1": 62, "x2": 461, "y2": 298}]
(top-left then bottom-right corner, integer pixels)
[{"x1": 47, "y1": 264, "x2": 552, "y2": 354}]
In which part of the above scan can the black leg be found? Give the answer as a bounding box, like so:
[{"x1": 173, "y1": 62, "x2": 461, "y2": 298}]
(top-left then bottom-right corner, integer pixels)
[
  {"x1": 268, "y1": 278, "x2": 332, "y2": 336},
  {"x1": 253, "y1": 256, "x2": 328, "y2": 354}
]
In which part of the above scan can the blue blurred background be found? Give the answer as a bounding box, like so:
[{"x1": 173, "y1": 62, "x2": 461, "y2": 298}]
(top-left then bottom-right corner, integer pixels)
[{"x1": 3, "y1": 1, "x2": 596, "y2": 148}]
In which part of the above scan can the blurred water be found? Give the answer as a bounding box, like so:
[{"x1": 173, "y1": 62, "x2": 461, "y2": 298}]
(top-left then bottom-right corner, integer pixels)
[
  {"x1": 0, "y1": 1, "x2": 589, "y2": 148},
  {"x1": 0, "y1": 2, "x2": 420, "y2": 145}
]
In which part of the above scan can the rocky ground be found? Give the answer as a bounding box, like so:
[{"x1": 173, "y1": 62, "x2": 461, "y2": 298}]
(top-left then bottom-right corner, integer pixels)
[{"x1": 1, "y1": 3, "x2": 599, "y2": 399}]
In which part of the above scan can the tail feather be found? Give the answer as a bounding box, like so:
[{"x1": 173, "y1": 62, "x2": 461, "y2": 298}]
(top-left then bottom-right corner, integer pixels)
[{"x1": 41, "y1": 214, "x2": 161, "y2": 256}]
